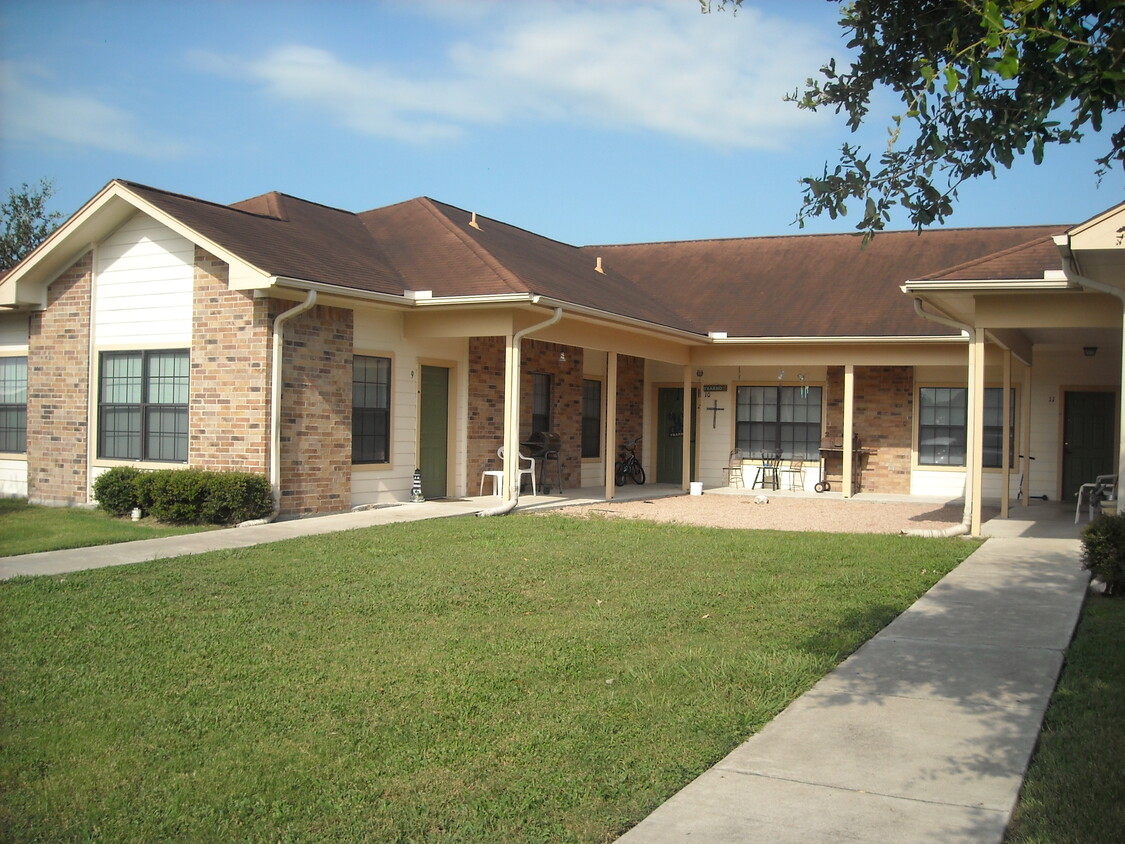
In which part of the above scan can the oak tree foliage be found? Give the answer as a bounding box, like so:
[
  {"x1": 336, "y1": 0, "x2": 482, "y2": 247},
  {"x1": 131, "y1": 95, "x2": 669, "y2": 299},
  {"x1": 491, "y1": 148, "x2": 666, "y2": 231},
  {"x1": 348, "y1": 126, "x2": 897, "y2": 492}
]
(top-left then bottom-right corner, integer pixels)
[
  {"x1": 704, "y1": 0, "x2": 1125, "y2": 237},
  {"x1": 1, "y1": 178, "x2": 63, "y2": 271}
]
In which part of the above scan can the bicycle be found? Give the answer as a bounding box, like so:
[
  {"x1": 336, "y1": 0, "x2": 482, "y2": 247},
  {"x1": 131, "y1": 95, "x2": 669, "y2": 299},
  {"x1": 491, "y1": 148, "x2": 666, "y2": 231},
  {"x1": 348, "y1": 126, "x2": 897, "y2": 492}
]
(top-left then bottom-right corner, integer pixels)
[{"x1": 615, "y1": 438, "x2": 646, "y2": 486}]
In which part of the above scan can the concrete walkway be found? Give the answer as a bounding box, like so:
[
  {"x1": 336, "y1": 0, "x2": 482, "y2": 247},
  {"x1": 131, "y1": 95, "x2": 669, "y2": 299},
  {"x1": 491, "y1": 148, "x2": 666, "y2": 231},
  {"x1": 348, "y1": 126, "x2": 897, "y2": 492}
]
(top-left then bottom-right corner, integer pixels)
[
  {"x1": 0, "y1": 484, "x2": 681, "y2": 580},
  {"x1": 1, "y1": 494, "x2": 1092, "y2": 843},
  {"x1": 618, "y1": 509, "x2": 1089, "y2": 843}
]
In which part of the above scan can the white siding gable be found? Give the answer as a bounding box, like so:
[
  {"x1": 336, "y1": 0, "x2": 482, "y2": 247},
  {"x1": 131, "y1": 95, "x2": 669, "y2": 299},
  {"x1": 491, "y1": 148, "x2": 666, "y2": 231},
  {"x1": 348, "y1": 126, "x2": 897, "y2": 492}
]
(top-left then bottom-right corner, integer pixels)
[
  {"x1": 95, "y1": 213, "x2": 193, "y2": 346},
  {"x1": 0, "y1": 312, "x2": 29, "y2": 350}
]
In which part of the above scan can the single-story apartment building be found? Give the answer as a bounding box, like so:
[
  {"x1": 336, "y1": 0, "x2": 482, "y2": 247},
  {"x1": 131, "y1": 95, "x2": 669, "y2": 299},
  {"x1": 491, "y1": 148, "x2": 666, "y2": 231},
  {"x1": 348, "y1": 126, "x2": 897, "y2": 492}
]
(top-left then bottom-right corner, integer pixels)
[{"x1": 2, "y1": 179, "x2": 1123, "y2": 534}]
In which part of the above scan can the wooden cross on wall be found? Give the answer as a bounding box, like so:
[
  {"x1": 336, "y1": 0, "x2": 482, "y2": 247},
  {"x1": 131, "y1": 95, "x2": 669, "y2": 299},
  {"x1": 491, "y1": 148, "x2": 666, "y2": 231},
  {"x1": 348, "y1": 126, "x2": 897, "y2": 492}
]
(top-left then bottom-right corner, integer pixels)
[{"x1": 707, "y1": 398, "x2": 725, "y2": 428}]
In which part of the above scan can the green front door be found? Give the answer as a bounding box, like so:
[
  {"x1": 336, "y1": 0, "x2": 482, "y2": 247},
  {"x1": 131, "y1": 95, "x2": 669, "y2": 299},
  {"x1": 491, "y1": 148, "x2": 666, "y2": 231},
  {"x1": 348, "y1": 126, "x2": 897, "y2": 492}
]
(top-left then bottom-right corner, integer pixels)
[
  {"x1": 419, "y1": 366, "x2": 449, "y2": 499},
  {"x1": 656, "y1": 387, "x2": 698, "y2": 484},
  {"x1": 1062, "y1": 390, "x2": 1116, "y2": 501}
]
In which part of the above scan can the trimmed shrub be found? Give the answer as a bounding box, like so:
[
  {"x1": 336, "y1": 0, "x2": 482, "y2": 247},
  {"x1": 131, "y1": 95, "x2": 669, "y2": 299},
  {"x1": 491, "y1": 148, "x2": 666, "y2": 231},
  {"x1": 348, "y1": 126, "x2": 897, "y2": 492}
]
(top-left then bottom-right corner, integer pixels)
[
  {"x1": 95, "y1": 468, "x2": 274, "y2": 525},
  {"x1": 145, "y1": 469, "x2": 210, "y2": 524},
  {"x1": 1081, "y1": 514, "x2": 1125, "y2": 597},
  {"x1": 200, "y1": 472, "x2": 273, "y2": 525},
  {"x1": 91, "y1": 467, "x2": 142, "y2": 517}
]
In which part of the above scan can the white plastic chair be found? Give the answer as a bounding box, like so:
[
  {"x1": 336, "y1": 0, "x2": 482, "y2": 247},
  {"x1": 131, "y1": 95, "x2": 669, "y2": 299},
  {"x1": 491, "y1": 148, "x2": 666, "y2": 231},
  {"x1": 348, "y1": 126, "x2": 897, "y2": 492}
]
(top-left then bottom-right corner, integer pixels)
[
  {"x1": 1075, "y1": 473, "x2": 1117, "y2": 523},
  {"x1": 479, "y1": 446, "x2": 536, "y2": 496}
]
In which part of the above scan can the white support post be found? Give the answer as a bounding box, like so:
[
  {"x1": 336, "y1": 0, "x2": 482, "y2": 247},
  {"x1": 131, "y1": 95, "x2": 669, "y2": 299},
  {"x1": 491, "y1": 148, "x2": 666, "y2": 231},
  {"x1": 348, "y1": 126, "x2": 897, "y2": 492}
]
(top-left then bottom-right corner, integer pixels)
[
  {"x1": 970, "y1": 329, "x2": 986, "y2": 536},
  {"x1": 605, "y1": 352, "x2": 618, "y2": 500},
  {"x1": 682, "y1": 368, "x2": 694, "y2": 491},
  {"x1": 843, "y1": 364, "x2": 855, "y2": 499},
  {"x1": 1001, "y1": 349, "x2": 1011, "y2": 519}
]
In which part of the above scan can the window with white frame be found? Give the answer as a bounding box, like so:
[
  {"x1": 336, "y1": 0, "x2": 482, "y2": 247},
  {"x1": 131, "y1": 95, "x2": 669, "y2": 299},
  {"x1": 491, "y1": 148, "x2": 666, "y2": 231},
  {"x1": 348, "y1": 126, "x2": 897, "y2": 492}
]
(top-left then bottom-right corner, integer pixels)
[
  {"x1": 98, "y1": 350, "x2": 189, "y2": 462},
  {"x1": 0, "y1": 356, "x2": 28, "y2": 453},
  {"x1": 735, "y1": 385, "x2": 823, "y2": 459},
  {"x1": 352, "y1": 355, "x2": 391, "y2": 464}
]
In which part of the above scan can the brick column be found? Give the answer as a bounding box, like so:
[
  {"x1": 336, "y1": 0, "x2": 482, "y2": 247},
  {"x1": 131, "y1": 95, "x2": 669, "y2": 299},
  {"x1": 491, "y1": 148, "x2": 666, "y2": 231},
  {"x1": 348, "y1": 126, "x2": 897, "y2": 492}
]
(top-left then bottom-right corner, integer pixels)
[
  {"x1": 27, "y1": 253, "x2": 92, "y2": 505},
  {"x1": 190, "y1": 248, "x2": 272, "y2": 474},
  {"x1": 277, "y1": 303, "x2": 353, "y2": 516}
]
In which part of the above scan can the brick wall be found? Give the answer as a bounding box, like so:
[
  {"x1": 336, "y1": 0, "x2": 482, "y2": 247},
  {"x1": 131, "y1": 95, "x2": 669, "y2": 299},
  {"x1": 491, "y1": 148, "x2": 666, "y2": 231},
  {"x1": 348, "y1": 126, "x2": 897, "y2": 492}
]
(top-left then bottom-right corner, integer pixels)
[
  {"x1": 468, "y1": 336, "x2": 506, "y2": 480},
  {"x1": 27, "y1": 252, "x2": 92, "y2": 505},
  {"x1": 278, "y1": 303, "x2": 353, "y2": 516},
  {"x1": 614, "y1": 355, "x2": 644, "y2": 454},
  {"x1": 466, "y1": 339, "x2": 646, "y2": 491},
  {"x1": 190, "y1": 249, "x2": 272, "y2": 474},
  {"x1": 825, "y1": 365, "x2": 914, "y2": 493}
]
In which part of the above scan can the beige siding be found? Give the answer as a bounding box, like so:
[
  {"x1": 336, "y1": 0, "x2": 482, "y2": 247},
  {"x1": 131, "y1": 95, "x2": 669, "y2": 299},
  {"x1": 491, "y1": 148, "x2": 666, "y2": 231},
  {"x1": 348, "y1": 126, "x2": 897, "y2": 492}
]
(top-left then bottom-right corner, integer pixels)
[
  {"x1": 351, "y1": 309, "x2": 468, "y2": 505},
  {"x1": 95, "y1": 213, "x2": 193, "y2": 346},
  {"x1": 0, "y1": 458, "x2": 27, "y2": 497},
  {"x1": 0, "y1": 313, "x2": 29, "y2": 349}
]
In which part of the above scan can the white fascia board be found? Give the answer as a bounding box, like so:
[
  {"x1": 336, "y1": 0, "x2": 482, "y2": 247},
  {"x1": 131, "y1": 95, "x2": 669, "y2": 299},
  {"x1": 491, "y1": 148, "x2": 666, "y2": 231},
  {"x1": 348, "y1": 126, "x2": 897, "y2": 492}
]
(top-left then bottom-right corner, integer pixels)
[
  {"x1": 269, "y1": 276, "x2": 413, "y2": 308},
  {"x1": 903, "y1": 277, "x2": 1076, "y2": 292},
  {"x1": 708, "y1": 334, "x2": 964, "y2": 344}
]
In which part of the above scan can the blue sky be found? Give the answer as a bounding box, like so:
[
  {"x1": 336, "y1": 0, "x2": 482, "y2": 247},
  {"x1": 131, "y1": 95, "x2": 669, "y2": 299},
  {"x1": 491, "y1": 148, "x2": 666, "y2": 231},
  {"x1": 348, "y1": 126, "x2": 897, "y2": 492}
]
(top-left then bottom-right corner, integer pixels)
[{"x1": 1, "y1": 0, "x2": 1121, "y2": 246}]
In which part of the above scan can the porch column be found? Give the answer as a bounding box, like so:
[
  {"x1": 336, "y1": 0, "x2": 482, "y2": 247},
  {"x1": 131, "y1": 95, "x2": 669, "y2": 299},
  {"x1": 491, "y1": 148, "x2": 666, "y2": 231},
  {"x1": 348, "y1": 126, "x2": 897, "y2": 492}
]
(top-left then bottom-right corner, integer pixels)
[
  {"x1": 502, "y1": 333, "x2": 522, "y2": 502},
  {"x1": 1119, "y1": 311, "x2": 1125, "y2": 485},
  {"x1": 682, "y1": 367, "x2": 693, "y2": 491},
  {"x1": 1001, "y1": 348, "x2": 1012, "y2": 519},
  {"x1": 970, "y1": 329, "x2": 986, "y2": 535},
  {"x1": 605, "y1": 352, "x2": 618, "y2": 500},
  {"x1": 1020, "y1": 359, "x2": 1032, "y2": 508},
  {"x1": 842, "y1": 364, "x2": 855, "y2": 498}
]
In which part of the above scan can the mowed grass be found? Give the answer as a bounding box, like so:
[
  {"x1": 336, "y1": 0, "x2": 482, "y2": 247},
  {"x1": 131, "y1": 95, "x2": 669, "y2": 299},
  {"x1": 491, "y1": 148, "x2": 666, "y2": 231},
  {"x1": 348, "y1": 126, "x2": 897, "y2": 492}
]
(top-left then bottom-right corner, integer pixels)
[
  {"x1": 0, "y1": 498, "x2": 212, "y2": 557},
  {"x1": 1, "y1": 515, "x2": 977, "y2": 843},
  {"x1": 1006, "y1": 592, "x2": 1125, "y2": 844}
]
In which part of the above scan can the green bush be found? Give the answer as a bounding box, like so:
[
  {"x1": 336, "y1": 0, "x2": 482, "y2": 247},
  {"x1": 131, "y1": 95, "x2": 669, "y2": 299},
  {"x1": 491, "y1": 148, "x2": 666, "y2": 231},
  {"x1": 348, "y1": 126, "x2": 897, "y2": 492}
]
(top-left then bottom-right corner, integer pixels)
[
  {"x1": 91, "y1": 467, "x2": 143, "y2": 517},
  {"x1": 94, "y1": 468, "x2": 274, "y2": 525},
  {"x1": 200, "y1": 472, "x2": 273, "y2": 525},
  {"x1": 146, "y1": 469, "x2": 210, "y2": 524},
  {"x1": 1080, "y1": 514, "x2": 1125, "y2": 596}
]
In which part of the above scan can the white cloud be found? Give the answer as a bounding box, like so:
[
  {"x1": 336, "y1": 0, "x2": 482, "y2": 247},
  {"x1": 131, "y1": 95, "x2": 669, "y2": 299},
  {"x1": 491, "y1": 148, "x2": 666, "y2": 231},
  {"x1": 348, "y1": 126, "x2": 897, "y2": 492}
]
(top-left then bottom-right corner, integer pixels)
[
  {"x1": 0, "y1": 62, "x2": 189, "y2": 159},
  {"x1": 233, "y1": 0, "x2": 833, "y2": 148}
]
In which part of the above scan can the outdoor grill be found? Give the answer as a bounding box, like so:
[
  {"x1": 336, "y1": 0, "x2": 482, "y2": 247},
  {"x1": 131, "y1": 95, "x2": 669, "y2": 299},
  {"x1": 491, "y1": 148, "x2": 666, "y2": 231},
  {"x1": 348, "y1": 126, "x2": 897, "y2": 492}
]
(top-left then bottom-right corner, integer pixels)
[{"x1": 521, "y1": 431, "x2": 563, "y2": 493}]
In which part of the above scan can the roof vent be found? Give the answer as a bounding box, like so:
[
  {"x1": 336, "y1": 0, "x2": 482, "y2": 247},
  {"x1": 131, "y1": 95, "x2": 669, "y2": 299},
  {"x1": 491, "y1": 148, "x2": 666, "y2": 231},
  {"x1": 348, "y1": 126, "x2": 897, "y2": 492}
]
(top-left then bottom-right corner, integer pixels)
[
  {"x1": 469, "y1": 211, "x2": 482, "y2": 230},
  {"x1": 595, "y1": 256, "x2": 605, "y2": 274}
]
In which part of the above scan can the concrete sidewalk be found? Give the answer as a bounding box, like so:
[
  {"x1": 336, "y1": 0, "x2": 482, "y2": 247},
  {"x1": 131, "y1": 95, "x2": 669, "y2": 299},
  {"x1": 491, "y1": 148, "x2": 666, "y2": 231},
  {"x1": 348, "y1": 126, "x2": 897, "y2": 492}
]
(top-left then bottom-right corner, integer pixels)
[
  {"x1": 0, "y1": 484, "x2": 682, "y2": 580},
  {"x1": 616, "y1": 533, "x2": 1089, "y2": 843}
]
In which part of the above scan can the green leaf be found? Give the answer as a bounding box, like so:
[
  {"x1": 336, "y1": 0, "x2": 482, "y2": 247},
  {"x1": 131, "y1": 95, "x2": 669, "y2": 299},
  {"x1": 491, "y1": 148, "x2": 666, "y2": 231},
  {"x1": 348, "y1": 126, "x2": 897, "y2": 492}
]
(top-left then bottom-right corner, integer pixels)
[
  {"x1": 943, "y1": 65, "x2": 960, "y2": 94},
  {"x1": 996, "y1": 50, "x2": 1019, "y2": 80}
]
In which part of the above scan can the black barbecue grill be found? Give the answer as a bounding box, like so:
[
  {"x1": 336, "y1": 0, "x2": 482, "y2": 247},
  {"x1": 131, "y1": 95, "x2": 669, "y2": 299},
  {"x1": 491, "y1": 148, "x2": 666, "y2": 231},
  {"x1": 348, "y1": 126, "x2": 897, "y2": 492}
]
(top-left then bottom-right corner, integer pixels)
[{"x1": 521, "y1": 431, "x2": 563, "y2": 493}]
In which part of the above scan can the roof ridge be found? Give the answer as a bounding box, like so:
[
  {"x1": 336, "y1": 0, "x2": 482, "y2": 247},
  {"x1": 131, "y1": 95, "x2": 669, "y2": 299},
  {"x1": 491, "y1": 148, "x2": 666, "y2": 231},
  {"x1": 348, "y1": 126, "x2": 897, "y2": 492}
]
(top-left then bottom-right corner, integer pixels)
[
  {"x1": 415, "y1": 198, "x2": 530, "y2": 295},
  {"x1": 589, "y1": 222, "x2": 1069, "y2": 250}
]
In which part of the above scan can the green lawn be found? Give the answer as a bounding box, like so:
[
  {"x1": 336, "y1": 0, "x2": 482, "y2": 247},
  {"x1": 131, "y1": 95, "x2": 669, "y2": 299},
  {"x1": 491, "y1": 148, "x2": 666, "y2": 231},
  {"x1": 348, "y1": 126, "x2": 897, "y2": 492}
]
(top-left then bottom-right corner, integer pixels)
[
  {"x1": 0, "y1": 497, "x2": 211, "y2": 557},
  {"x1": 0, "y1": 515, "x2": 976, "y2": 843},
  {"x1": 1005, "y1": 592, "x2": 1125, "y2": 844}
]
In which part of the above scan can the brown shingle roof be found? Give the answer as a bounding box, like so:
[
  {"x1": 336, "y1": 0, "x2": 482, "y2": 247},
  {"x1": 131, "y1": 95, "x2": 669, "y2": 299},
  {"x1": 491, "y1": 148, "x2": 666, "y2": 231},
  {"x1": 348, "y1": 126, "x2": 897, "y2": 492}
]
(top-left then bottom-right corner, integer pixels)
[
  {"x1": 359, "y1": 198, "x2": 696, "y2": 331},
  {"x1": 113, "y1": 180, "x2": 1070, "y2": 340},
  {"x1": 589, "y1": 225, "x2": 1066, "y2": 337},
  {"x1": 121, "y1": 181, "x2": 405, "y2": 293},
  {"x1": 917, "y1": 233, "x2": 1065, "y2": 281}
]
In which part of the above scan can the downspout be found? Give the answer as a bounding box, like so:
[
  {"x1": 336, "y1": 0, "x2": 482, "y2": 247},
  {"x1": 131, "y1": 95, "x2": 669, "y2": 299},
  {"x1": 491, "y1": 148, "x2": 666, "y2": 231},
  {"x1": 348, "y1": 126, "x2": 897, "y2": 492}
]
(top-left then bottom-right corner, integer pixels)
[
  {"x1": 902, "y1": 298, "x2": 974, "y2": 537},
  {"x1": 239, "y1": 289, "x2": 317, "y2": 526},
  {"x1": 1055, "y1": 238, "x2": 1125, "y2": 486},
  {"x1": 478, "y1": 305, "x2": 564, "y2": 516}
]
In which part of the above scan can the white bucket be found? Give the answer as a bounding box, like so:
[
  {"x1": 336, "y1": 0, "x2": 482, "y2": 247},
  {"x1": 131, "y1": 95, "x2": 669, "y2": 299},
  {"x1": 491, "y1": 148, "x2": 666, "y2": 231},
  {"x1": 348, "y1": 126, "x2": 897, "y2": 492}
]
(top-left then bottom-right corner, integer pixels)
[{"x1": 689, "y1": 482, "x2": 703, "y2": 496}]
